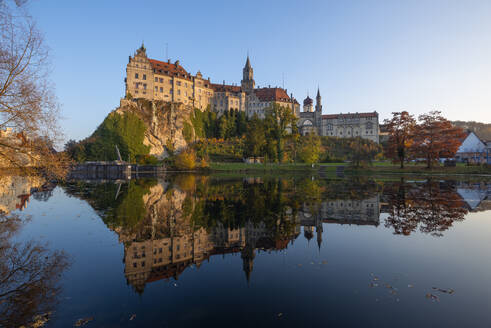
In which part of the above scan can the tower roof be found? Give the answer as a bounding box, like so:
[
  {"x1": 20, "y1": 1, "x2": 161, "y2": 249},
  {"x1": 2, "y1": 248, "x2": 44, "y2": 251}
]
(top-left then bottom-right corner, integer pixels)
[
  {"x1": 316, "y1": 87, "x2": 321, "y2": 98},
  {"x1": 244, "y1": 55, "x2": 251, "y2": 69},
  {"x1": 303, "y1": 96, "x2": 313, "y2": 106}
]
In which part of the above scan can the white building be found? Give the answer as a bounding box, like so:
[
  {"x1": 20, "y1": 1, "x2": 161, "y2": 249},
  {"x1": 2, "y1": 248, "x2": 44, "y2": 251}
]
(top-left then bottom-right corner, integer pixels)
[{"x1": 455, "y1": 131, "x2": 489, "y2": 164}]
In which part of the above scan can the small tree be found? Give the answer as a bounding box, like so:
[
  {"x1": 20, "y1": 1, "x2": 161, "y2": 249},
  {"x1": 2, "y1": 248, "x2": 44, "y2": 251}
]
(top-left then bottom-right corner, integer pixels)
[
  {"x1": 264, "y1": 103, "x2": 297, "y2": 163},
  {"x1": 348, "y1": 137, "x2": 382, "y2": 168},
  {"x1": 298, "y1": 134, "x2": 321, "y2": 165},
  {"x1": 411, "y1": 111, "x2": 466, "y2": 169},
  {"x1": 384, "y1": 111, "x2": 416, "y2": 168},
  {"x1": 244, "y1": 115, "x2": 266, "y2": 161}
]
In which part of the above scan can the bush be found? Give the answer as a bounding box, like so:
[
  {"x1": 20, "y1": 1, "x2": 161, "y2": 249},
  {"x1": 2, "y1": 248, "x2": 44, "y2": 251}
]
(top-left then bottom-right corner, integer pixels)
[{"x1": 175, "y1": 149, "x2": 196, "y2": 170}]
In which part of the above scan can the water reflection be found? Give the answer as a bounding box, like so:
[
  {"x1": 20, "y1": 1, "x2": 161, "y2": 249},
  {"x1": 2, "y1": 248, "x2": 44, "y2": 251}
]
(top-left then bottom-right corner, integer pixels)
[
  {"x1": 63, "y1": 175, "x2": 490, "y2": 294},
  {"x1": 0, "y1": 215, "x2": 69, "y2": 327}
]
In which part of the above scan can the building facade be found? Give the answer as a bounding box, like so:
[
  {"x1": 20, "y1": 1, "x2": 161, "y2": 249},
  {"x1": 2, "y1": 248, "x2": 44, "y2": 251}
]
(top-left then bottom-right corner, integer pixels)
[
  {"x1": 297, "y1": 89, "x2": 380, "y2": 143},
  {"x1": 125, "y1": 44, "x2": 300, "y2": 117}
]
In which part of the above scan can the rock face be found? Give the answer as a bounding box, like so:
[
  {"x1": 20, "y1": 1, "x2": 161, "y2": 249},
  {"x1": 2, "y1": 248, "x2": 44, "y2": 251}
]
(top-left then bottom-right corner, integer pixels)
[{"x1": 115, "y1": 99, "x2": 194, "y2": 158}]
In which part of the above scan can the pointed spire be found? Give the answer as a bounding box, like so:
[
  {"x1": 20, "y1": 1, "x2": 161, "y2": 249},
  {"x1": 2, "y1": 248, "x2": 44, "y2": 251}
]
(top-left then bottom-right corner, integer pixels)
[
  {"x1": 316, "y1": 86, "x2": 321, "y2": 99},
  {"x1": 245, "y1": 54, "x2": 251, "y2": 69}
]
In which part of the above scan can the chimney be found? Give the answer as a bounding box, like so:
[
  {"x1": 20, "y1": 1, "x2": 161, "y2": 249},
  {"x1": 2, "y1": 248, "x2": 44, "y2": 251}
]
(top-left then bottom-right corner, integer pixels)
[
  {"x1": 223, "y1": 80, "x2": 225, "y2": 85},
  {"x1": 167, "y1": 59, "x2": 170, "y2": 63}
]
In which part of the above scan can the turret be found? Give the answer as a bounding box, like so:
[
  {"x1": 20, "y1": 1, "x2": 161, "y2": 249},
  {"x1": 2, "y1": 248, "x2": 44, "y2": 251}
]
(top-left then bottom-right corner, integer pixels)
[
  {"x1": 315, "y1": 87, "x2": 322, "y2": 112},
  {"x1": 241, "y1": 55, "x2": 255, "y2": 94}
]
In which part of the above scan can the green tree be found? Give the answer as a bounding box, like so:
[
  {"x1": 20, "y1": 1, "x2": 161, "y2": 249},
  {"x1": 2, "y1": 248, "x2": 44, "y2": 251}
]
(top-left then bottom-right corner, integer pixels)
[
  {"x1": 264, "y1": 103, "x2": 297, "y2": 162},
  {"x1": 298, "y1": 134, "x2": 321, "y2": 164},
  {"x1": 244, "y1": 115, "x2": 266, "y2": 160}
]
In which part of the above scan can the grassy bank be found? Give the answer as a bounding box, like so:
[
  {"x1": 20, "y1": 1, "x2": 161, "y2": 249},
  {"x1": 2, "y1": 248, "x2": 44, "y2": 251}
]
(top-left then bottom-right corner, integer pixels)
[{"x1": 209, "y1": 161, "x2": 491, "y2": 176}]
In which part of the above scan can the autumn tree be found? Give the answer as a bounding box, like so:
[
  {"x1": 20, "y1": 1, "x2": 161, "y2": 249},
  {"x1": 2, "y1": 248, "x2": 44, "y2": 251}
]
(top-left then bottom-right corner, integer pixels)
[
  {"x1": 298, "y1": 134, "x2": 321, "y2": 165},
  {"x1": 0, "y1": 1, "x2": 69, "y2": 178},
  {"x1": 411, "y1": 111, "x2": 466, "y2": 169},
  {"x1": 384, "y1": 179, "x2": 468, "y2": 236},
  {"x1": 384, "y1": 111, "x2": 416, "y2": 168}
]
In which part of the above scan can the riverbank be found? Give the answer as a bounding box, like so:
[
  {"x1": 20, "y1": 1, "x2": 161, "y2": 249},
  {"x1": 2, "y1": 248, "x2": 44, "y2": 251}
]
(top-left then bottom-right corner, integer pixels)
[{"x1": 209, "y1": 162, "x2": 491, "y2": 176}]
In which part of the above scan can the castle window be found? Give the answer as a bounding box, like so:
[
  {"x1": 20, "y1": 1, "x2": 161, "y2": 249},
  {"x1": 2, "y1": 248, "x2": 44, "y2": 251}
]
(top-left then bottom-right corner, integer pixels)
[
  {"x1": 135, "y1": 73, "x2": 139, "y2": 79},
  {"x1": 143, "y1": 74, "x2": 146, "y2": 80},
  {"x1": 176, "y1": 81, "x2": 181, "y2": 86},
  {"x1": 177, "y1": 89, "x2": 181, "y2": 95},
  {"x1": 143, "y1": 84, "x2": 147, "y2": 90},
  {"x1": 169, "y1": 89, "x2": 173, "y2": 94},
  {"x1": 155, "y1": 77, "x2": 158, "y2": 82},
  {"x1": 155, "y1": 86, "x2": 158, "y2": 92},
  {"x1": 160, "y1": 87, "x2": 163, "y2": 93}
]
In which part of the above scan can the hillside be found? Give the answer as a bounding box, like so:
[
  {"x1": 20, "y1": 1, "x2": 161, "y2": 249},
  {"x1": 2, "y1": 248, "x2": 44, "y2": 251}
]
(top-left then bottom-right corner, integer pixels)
[
  {"x1": 65, "y1": 99, "x2": 196, "y2": 162},
  {"x1": 452, "y1": 121, "x2": 491, "y2": 141}
]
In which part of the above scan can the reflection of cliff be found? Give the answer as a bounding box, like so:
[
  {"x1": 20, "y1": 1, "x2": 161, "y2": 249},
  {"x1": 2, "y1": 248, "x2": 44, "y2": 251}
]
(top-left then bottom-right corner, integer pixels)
[{"x1": 0, "y1": 175, "x2": 45, "y2": 214}]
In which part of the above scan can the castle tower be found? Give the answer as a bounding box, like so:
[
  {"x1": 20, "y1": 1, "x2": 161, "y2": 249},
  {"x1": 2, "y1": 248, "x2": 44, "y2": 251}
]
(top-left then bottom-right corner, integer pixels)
[
  {"x1": 303, "y1": 95, "x2": 314, "y2": 112},
  {"x1": 241, "y1": 243, "x2": 256, "y2": 283},
  {"x1": 241, "y1": 55, "x2": 255, "y2": 94},
  {"x1": 315, "y1": 87, "x2": 323, "y2": 135},
  {"x1": 316, "y1": 224, "x2": 323, "y2": 251},
  {"x1": 315, "y1": 87, "x2": 322, "y2": 112}
]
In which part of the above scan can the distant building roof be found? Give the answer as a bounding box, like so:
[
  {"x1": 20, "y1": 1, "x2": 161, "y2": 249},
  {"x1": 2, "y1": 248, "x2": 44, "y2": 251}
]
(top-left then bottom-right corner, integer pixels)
[
  {"x1": 211, "y1": 83, "x2": 242, "y2": 93},
  {"x1": 322, "y1": 112, "x2": 378, "y2": 120},
  {"x1": 254, "y1": 87, "x2": 292, "y2": 102},
  {"x1": 148, "y1": 59, "x2": 192, "y2": 81},
  {"x1": 303, "y1": 96, "x2": 313, "y2": 106}
]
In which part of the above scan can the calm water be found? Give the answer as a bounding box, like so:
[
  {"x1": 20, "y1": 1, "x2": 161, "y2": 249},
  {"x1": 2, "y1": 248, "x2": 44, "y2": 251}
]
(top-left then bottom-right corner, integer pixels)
[{"x1": 1, "y1": 174, "x2": 491, "y2": 327}]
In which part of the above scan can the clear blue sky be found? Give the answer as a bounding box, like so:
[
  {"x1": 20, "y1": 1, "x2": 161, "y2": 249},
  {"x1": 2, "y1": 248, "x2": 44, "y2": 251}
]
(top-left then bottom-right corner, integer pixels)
[{"x1": 28, "y1": 0, "x2": 491, "y2": 142}]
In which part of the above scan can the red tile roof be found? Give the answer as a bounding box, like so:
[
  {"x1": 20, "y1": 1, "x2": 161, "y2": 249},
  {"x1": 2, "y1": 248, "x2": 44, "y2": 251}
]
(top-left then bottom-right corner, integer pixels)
[
  {"x1": 322, "y1": 112, "x2": 378, "y2": 120},
  {"x1": 148, "y1": 59, "x2": 192, "y2": 81},
  {"x1": 254, "y1": 87, "x2": 292, "y2": 102},
  {"x1": 211, "y1": 83, "x2": 242, "y2": 93}
]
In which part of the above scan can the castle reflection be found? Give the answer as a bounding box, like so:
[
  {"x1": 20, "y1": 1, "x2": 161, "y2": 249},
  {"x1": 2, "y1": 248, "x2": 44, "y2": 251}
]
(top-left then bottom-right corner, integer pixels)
[{"x1": 62, "y1": 175, "x2": 489, "y2": 293}]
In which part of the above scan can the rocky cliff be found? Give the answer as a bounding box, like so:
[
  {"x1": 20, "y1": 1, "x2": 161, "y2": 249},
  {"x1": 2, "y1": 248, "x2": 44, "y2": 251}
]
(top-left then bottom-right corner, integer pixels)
[{"x1": 115, "y1": 99, "x2": 195, "y2": 158}]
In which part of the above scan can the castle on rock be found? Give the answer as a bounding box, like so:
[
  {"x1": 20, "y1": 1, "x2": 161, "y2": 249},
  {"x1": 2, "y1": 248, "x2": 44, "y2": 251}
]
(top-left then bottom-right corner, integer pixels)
[{"x1": 124, "y1": 44, "x2": 379, "y2": 143}]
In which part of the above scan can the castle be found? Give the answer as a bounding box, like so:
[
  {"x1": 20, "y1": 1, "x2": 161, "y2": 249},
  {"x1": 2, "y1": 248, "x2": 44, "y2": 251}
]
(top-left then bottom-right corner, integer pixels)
[
  {"x1": 297, "y1": 90, "x2": 379, "y2": 143},
  {"x1": 125, "y1": 44, "x2": 379, "y2": 143},
  {"x1": 125, "y1": 44, "x2": 299, "y2": 119}
]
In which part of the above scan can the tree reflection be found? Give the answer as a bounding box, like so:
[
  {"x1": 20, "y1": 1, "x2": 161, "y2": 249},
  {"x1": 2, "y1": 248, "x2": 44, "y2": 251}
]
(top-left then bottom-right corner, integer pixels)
[
  {"x1": 384, "y1": 179, "x2": 468, "y2": 236},
  {"x1": 0, "y1": 214, "x2": 69, "y2": 328}
]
